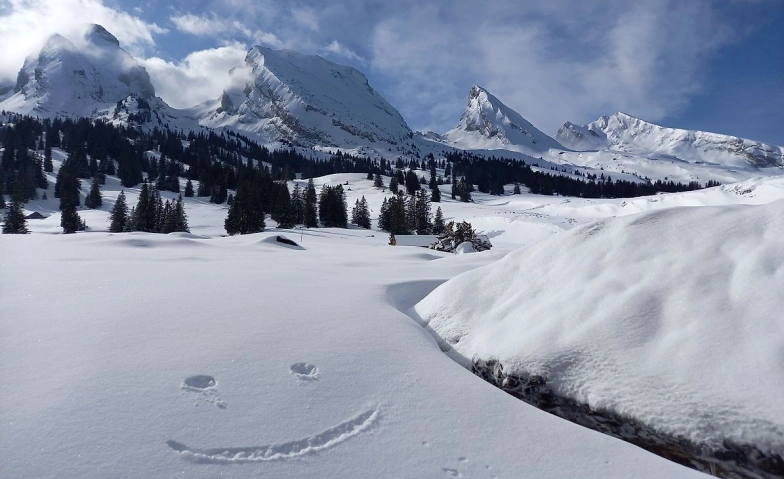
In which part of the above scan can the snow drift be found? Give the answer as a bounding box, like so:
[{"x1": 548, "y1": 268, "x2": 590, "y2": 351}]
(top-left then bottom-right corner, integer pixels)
[{"x1": 414, "y1": 199, "x2": 784, "y2": 453}]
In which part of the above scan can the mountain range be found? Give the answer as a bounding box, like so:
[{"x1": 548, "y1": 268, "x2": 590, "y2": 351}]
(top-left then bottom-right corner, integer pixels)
[{"x1": 2, "y1": 24, "x2": 782, "y2": 184}]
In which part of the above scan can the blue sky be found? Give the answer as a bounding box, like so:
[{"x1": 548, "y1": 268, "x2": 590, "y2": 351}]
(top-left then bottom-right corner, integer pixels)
[{"x1": 1, "y1": 0, "x2": 782, "y2": 145}]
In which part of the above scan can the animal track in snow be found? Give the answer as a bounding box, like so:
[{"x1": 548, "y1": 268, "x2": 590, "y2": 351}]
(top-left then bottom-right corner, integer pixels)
[
  {"x1": 167, "y1": 408, "x2": 379, "y2": 463},
  {"x1": 290, "y1": 363, "x2": 319, "y2": 380},
  {"x1": 181, "y1": 375, "x2": 226, "y2": 408}
]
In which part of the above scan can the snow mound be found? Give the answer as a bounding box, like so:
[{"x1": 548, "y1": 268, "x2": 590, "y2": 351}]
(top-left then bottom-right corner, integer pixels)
[{"x1": 414, "y1": 200, "x2": 784, "y2": 452}]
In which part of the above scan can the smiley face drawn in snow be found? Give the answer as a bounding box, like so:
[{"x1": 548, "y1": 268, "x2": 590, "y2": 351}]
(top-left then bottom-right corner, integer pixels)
[{"x1": 168, "y1": 364, "x2": 379, "y2": 463}]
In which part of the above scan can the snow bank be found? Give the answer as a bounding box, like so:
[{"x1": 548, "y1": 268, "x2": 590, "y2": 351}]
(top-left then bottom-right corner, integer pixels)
[{"x1": 414, "y1": 200, "x2": 784, "y2": 452}]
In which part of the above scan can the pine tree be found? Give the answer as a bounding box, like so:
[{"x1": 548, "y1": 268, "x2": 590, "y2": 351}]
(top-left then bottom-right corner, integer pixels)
[
  {"x1": 271, "y1": 182, "x2": 295, "y2": 228},
  {"x1": 184, "y1": 179, "x2": 194, "y2": 197},
  {"x1": 0, "y1": 181, "x2": 6, "y2": 209},
  {"x1": 304, "y1": 178, "x2": 318, "y2": 228},
  {"x1": 160, "y1": 200, "x2": 173, "y2": 233},
  {"x1": 389, "y1": 175, "x2": 399, "y2": 194},
  {"x1": 405, "y1": 194, "x2": 417, "y2": 233},
  {"x1": 433, "y1": 206, "x2": 445, "y2": 234},
  {"x1": 84, "y1": 176, "x2": 102, "y2": 209},
  {"x1": 414, "y1": 189, "x2": 432, "y2": 234},
  {"x1": 225, "y1": 182, "x2": 265, "y2": 235},
  {"x1": 291, "y1": 183, "x2": 304, "y2": 224},
  {"x1": 355, "y1": 196, "x2": 371, "y2": 229},
  {"x1": 384, "y1": 194, "x2": 409, "y2": 234},
  {"x1": 60, "y1": 203, "x2": 86, "y2": 233},
  {"x1": 130, "y1": 180, "x2": 159, "y2": 232},
  {"x1": 35, "y1": 158, "x2": 48, "y2": 189},
  {"x1": 2, "y1": 197, "x2": 28, "y2": 234},
  {"x1": 373, "y1": 173, "x2": 383, "y2": 188},
  {"x1": 109, "y1": 191, "x2": 129, "y2": 233},
  {"x1": 513, "y1": 183, "x2": 521, "y2": 194},
  {"x1": 43, "y1": 142, "x2": 53, "y2": 172},
  {"x1": 430, "y1": 178, "x2": 441, "y2": 203},
  {"x1": 173, "y1": 195, "x2": 190, "y2": 233},
  {"x1": 351, "y1": 199, "x2": 360, "y2": 225},
  {"x1": 56, "y1": 160, "x2": 81, "y2": 210},
  {"x1": 405, "y1": 169, "x2": 420, "y2": 195},
  {"x1": 378, "y1": 197, "x2": 389, "y2": 231}
]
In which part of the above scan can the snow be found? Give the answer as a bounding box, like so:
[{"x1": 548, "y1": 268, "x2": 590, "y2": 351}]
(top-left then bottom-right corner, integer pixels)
[
  {"x1": 413, "y1": 197, "x2": 784, "y2": 453},
  {"x1": 0, "y1": 231, "x2": 705, "y2": 479},
  {"x1": 0, "y1": 149, "x2": 745, "y2": 478}
]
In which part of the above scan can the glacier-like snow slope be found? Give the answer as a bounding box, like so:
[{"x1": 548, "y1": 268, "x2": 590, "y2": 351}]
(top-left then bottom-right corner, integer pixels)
[
  {"x1": 556, "y1": 112, "x2": 784, "y2": 169},
  {"x1": 0, "y1": 156, "x2": 712, "y2": 479},
  {"x1": 414, "y1": 199, "x2": 784, "y2": 454},
  {"x1": 441, "y1": 86, "x2": 565, "y2": 154},
  {"x1": 195, "y1": 46, "x2": 414, "y2": 149}
]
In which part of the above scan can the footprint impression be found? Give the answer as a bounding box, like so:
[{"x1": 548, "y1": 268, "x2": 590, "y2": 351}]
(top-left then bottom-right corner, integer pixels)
[
  {"x1": 289, "y1": 363, "x2": 319, "y2": 381},
  {"x1": 181, "y1": 375, "x2": 227, "y2": 408}
]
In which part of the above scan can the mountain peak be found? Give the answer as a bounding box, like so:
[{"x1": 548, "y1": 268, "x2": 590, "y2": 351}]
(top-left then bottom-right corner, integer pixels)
[
  {"x1": 86, "y1": 24, "x2": 121, "y2": 46},
  {"x1": 442, "y1": 86, "x2": 563, "y2": 153},
  {"x1": 198, "y1": 46, "x2": 412, "y2": 148},
  {"x1": 556, "y1": 113, "x2": 784, "y2": 168},
  {"x1": 1, "y1": 24, "x2": 158, "y2": 118}
]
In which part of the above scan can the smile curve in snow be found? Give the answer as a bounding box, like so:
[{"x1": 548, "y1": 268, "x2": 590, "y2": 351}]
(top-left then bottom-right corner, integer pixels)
[{"x1": 167, "y1": 408, "x2": 379, "y2": 463}]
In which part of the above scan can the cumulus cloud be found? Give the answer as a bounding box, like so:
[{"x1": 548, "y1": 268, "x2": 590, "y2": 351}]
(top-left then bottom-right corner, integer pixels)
[
  {"x1": 0, "y1": 0, "x2": 165, "y2": 85},
  {"x1": 142, "y1": 43, "x2": 248, "y2": 109}
]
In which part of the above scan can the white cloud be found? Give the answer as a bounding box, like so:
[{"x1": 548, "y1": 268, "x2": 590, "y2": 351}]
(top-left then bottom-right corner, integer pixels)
[
  {"x1": 321, "y1": 40, "x2": 364, "y2": 62},
  {"x1": 370, "y1": 0, "x2": 735, "y2": 135},
  {"x1": 142, "y1": 43, "x2": 248, "y2": 109},
  {"x1": 171, "y1": 14, "x2": 228, "y2": 36},
  {"x1": 0, "y1": 0, "x2": 165, "y2": 84},
  {"x1": 292, "y1": 7, "x2": 320, "y2": 32}
]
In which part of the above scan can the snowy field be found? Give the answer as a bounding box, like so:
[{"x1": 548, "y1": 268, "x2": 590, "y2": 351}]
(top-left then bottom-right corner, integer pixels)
[{"x1": 4, "y1": 151, "x2": 784, "y2": 478}]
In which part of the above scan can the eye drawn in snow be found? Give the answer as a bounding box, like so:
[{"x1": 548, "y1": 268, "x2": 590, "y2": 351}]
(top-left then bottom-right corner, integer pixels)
[
  {"x1": 166, "y1": 408, "x2": 379, "y2": 463},
  {"x1": 289, "y1": 362, "x2": 319, "y2": 380},
  {"x1": 181, "y1": 375, "x2": 226, "y2": 408},
  {"x1": 182, "y1": 375, "x2": 216, "y2": 390}
]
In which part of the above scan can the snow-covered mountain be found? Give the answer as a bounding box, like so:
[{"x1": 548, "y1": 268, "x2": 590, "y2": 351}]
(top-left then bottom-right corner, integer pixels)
[
  {"x1": 195, "y1": 46, "x2": 414, "y2": 148},
  {"x1": 0, "y1": 25, "x2": 179, "y2": 128},
  {"x1": 440, "y1": 86, "x2": 564, "y2": 153},
  {"x1": 556, "y1": 112, "x2": 784, "y2": 169}
]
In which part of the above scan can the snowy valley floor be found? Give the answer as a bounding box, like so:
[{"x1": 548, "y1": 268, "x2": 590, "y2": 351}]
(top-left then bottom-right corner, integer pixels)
[{"x1": 3, "y1": 170, "x2": 784, "y2": 478}]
